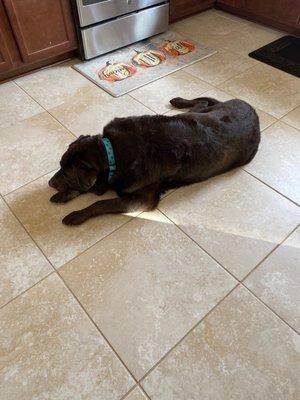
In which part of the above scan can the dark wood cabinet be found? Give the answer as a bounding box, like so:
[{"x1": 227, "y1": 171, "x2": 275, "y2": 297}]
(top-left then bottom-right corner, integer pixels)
[
  {"x1": 216, "y1": 0, "x2": 300, "y2": 34},
  {"x1": 0, "y1": 0, "x2": 77, "y2": 81},
  {"x1": 170, "y1": 0, "x2": 215, "y2": 21},
  {"x1": 0, "y1": 0, "x2": 20, "y2": 73}
]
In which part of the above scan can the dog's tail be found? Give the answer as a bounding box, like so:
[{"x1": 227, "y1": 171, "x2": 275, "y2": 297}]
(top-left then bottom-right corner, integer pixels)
[{"x1": 170, "y1": 96, "x2": 220, "y2": 109}]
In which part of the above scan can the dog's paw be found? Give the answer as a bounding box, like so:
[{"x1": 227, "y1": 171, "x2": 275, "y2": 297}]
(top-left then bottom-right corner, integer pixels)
[
  {"x1": 170, "y1": 97, "x2": 184, "y2": 107},
  {"x1": 62, "y1": 211, "x2": 87, "y2": 226},
  {"x1": 50, "y1": 192, "x2": 69, "y2": 203}
]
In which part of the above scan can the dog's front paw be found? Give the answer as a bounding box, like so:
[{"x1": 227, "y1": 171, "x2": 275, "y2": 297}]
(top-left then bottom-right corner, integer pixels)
[
  {"x1": 50, "y1": 192, "x2": 69, "y2": 203},
  {"x1": 62, "y1": 211, "x2": 87, "y2": 226}
]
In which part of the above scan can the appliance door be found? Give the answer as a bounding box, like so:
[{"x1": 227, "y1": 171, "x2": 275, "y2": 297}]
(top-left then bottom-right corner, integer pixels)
[
  {"x1": 81, "y1": 2, "x2": 169, "y2": 59},
  {"x1": 76, "y1": 0, "x2": 166, "y2": 27}
]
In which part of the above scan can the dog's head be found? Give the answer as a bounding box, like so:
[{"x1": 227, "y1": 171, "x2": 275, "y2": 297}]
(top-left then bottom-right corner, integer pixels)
[{"x1": 49, "y1": 135, "x2": 102, "y2": 203}]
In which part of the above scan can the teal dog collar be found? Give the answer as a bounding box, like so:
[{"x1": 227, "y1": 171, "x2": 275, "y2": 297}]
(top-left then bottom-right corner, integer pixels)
[{"x1": 102, "y1": 137, "x2": 116, "y2": 183}]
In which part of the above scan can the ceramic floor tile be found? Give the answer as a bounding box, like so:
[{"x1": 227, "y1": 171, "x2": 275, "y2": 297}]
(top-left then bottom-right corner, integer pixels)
[
  {"x1": 245, "y1": 227, "x2": 300, "y2": 332},
  {"x1": 0, "y1": 274, "x2": 134, "y2": 400},
  {"x1": 130, "y1": 70, "x2": 212, "y2": 114},
  {"x1": 185, "y1": 50, "x2": 256, "y2": 85},
  {"x1": 219, "y1": 63, "x2": 300, "y2": 118},
  {"x1": 142, "y1": 286, "x2": 300, "y2": 400},
  {"x1": 0, "y1": 198, "x2": 52, "y2": 308},
  {"x1": 0, "y1": 81, "x2": 42, "y2": 129},
  {"x1": 255, "y1": 108, "x2": 277, "y2": 131},
  {"x1": 282, "y1": 106, "x2": 300, "y2": 130},
  {"x1": 50, "y1": 86, "x2": 154, "y2": 136},
  {"x1": 212, "y1": 22, "x2": 283, "y2": 56},
  {"x1": 213, "y1": 9, "x2": 252, "y2": 25},
  {"x1": 159, "y1": 170, "x2": 300, "y2": 279},
  {"x1": 245, "y1": 121, "x2": 300, "y2": 205},
  {"x1": 60, "y1": 210, "x2": 236, "y2": 379},
  {"x1": 171, "y1": 11, "x2": 244, "y2": 47},
  {"x1": 15, "y1": 59, "x2": 96, "y2": 110},
  {"x1": 0, "y1": 112, "x2": 75, "y2": 195},
  {"x1": 5, "y1": 173, "x2": 132, "y2": 268},
  {"x1": 199, "y1": 87, "x2": 234, "y2": 102},
  {"x1": 124, "y1": 388, "x2": 148, "y2": 400}
]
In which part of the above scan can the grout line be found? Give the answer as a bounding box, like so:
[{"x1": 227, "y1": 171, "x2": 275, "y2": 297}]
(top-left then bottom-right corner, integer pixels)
[
  {"x1": 158, "y1": 208, "x2": 239, "y2": 282},
  {"x1": 120, "y1": 383, "x2": 151, "y2": 400},
  {"x1": 277, "y1": 118, "x2": 300, "y2": 132},
  {"x1": 258, "y1": 118, "x2": 278, "y2": 132},
  {"x1": 128, "y1": 92, "x2": 158, "y2": 114},
  {"x1": 278, "y1": 106, "x2": 300, "y2": 131},
  {"x1": 138, "y1": 282, "x2": 239, "y2": 383},
  {"x1": 157, "y1": 209, "x2": 300, "y2": 335},
  {"x1": 242, "y1": 284, "x2": 300, "y2": 336},
  {"x1": 2, "y1": 192, "x2": 137, "y2": 302},
  {"x1": 2, "y1": 193, "x2": 141, "y2": 389},
  {"x1": 1, "y1": 196, "x2": 58, "y2": 269},
  {"x1": 241, "y1": 223, "x2": 300, "y2": 282},
  {"x1": 0, "y1": 271, "x2": 55, "y2": 311},
  {"x1": 119, "y1": 385, "x2": 138, "y2": 400},
  {"x1": 14, "y1": 80, "x2": 78, "y2": 139},
  {"x1": 279, "y1": 103, "x2": 299, "y2": 119},
  {"x1": 138, "y1": 384, "x2": 152, "y2": 399},
  {"x1": 2, "y1": 167, "x2": 58, "y2": 197},
  {"x1": 211, "y1": 63, "x2": 259, "y2": 87},
  {"x1": 54, "y1": 212, "x2": 143, "y2": 269},
  {"x1": 55, "y1": 268, "x2": 139, "y2": 385},
  {"x1": 243, "y1": 169, "x2": 300, "y2": 207}
]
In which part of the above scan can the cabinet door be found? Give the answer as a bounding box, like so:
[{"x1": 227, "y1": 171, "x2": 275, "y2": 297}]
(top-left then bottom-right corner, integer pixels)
[
  {"x1": 2, "y1": 0, "x2": 77, "y2": 64},
  {"x1": 238, "y1": 0, "x2": 299, "y2": 28},
  {"x1": 170, "y1": 0, "x2": 215, "y2": 22},
  {"x1": 0, "y1": 0, "x2": 20, "y2": 73}
]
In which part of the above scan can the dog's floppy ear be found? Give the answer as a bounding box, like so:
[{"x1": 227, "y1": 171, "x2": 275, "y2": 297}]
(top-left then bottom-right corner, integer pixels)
[{"x1": 78, "y1": 159, "x2": 94, "y2": 170}]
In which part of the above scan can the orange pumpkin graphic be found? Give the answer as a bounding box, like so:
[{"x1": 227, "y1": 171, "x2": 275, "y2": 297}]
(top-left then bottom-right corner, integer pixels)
[
  {"x1": 163, "y1": 40, "x2": 195, "y2": 56},
  {"x1": 98, "y1": 61, "x2": 137, "y2": 82},
  {"x1": 132, "y1": 49, "x2": 166, "y2": 67}
]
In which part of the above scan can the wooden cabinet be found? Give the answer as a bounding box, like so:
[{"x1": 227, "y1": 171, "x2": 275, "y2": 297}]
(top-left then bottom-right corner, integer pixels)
[
  {"x1": 0, "y1": 0, "x2": 20, "y2": 73},
  {"x1": 0, "y1": 0, "x2": 77, "y2": 81},
  {"x1": 170, "y1": 0, "x2": 215, "y2": 21},
  {"x1": 216, "y1": 0, "x2": 300, "y2": 34}
]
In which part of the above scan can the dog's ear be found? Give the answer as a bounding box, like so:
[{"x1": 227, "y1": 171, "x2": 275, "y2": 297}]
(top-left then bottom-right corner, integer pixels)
[{"x1": 78, "y1": 159, "x2": 94, "y2": 170}]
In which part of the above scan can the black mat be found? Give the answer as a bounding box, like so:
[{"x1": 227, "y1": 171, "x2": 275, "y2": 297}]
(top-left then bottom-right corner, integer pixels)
[{"x1": 249, "y1": 36, "x2": 300, "y2": 78}]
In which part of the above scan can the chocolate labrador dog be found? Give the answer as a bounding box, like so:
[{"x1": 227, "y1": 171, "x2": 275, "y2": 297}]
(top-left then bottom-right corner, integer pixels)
[{"x1": 49, "y1": 96, "x2": 260, "y2": 225}]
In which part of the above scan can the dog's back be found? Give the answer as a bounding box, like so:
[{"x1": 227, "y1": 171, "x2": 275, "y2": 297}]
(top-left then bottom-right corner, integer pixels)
[{"x1": 106, "y1": 98, "x2": 260, "y2": 189}]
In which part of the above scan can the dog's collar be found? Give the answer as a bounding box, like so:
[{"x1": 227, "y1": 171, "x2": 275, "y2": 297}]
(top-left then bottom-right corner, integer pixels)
[{"x1": 102, "y1": 137, "x2": 116, "y2": 183}]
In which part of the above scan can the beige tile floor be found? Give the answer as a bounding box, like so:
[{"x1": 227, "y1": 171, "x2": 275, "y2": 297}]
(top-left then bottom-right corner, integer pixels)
[{"x1": 0, "y1": 9, "x2": 299, "y2": 400}]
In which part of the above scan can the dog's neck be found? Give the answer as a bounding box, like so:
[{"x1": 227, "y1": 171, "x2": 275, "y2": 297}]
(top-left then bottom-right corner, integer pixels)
[{"x1": 101, "y1": 137, "x2": 116, "y2": 183}]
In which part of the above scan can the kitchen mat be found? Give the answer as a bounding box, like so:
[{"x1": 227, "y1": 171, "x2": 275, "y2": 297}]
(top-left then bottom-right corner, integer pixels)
[
  {"x1": 73, "y1": 31, "x2": 216, "y2": 97},
  {"x1": 249, "y1": 36, "x2": 300, "y2": 78}
]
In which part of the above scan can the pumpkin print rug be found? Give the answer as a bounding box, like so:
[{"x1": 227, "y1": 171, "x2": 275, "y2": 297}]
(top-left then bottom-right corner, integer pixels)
[{"x1": 73, "y1": 31, "x2": 216, "y2": 97}]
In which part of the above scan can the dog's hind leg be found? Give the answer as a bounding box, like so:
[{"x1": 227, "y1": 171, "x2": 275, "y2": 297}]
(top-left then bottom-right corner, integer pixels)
[
  {"x1": 170, "y1": 97, "x2": 220, "y2": 109},
  {"x1": 62, "y1": 184, "x2": 160, "y2": 225}
]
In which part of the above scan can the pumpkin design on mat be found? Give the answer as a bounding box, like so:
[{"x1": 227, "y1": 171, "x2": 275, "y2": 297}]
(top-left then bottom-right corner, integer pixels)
[
  {"x1": 98, "y1": 61, "x2": 137, "y2": 82},
  {"x1": 132, "y1": 49, "x2": 166, "y2": 67},
  {"x1": 163, "y1": 40, "x2": 195, "y2": 56}
]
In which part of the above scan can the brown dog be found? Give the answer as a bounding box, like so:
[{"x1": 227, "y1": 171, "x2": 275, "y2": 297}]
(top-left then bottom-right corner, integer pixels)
[{"x1": 49, "y1": 96, "x2": 260, "y2": 225}]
